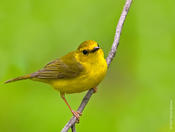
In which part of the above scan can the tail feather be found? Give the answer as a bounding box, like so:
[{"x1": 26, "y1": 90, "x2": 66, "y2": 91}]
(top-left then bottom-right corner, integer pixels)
[{"x1": 5, "y1": 74, "x2": 31, "y2": 84}]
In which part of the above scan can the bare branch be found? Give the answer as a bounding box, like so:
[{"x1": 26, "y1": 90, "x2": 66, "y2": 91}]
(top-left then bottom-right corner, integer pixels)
[
  {"x1": 106, "y1": 0, "x2": 133, "y2": 66},
  {"x1": 61, "y1": 0, "x2": 133, "y2": 131},
  {"x1": 71, "y1": 124, "x2": 76, "y2": 132}
]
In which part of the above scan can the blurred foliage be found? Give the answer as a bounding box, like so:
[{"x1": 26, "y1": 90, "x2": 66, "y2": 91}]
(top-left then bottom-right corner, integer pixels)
[{"x1": 0, "y1": 0, "x2": 175, "y2": 132}]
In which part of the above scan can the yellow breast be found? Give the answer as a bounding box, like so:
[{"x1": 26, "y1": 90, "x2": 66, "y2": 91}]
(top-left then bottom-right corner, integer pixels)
[{"x1": 51, "y1": 55, "x2": 107, "y2": 94}]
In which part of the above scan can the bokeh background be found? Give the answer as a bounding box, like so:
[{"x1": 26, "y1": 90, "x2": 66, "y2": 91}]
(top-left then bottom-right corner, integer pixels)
[{"x1": 0, "y1": 0, "x2": 175, "y2": 132}]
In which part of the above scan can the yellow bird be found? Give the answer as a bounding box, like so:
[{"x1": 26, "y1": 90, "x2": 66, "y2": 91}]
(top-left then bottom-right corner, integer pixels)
[{"x1": 5, "y1": 40, "x2": 107, "y2": 119}]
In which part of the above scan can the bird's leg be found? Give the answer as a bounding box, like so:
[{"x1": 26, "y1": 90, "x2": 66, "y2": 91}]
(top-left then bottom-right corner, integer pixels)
[
  {"x1": 93, "y1": 87, "x2": 98, "y2": 93},
  {"x1": 60, "y1": 93, "x2": 82, "y2": 121}
]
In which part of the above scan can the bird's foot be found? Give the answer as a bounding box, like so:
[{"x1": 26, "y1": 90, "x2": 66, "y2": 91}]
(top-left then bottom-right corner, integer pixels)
[{"x1": 72, "y1": 110, "x2": 82, "y2": 123}]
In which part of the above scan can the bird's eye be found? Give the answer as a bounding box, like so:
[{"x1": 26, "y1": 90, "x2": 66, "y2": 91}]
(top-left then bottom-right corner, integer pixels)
[{"x1": 82, "y1": 50, "x2": 88, "y2": 55}]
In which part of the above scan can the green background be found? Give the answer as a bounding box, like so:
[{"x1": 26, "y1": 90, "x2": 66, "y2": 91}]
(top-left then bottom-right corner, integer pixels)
[{"x1": 0, "y1": 0, "x2": 175, "y2": 132}]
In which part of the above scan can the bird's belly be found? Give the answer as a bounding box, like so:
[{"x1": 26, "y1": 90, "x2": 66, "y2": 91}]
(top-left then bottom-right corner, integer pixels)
[{"x1": 51, "y1": 66, "x2": 107, "y2": 94}]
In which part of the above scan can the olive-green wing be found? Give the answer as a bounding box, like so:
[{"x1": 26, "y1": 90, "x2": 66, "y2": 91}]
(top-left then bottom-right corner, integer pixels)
[{"x1": 31, "y1": 52, "x2": 84, "y2": 79}]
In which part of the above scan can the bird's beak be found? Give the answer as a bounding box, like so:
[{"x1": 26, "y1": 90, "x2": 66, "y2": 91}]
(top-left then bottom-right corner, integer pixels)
[{"x1": 91, "y1": 47, "x2": 100, "y2": 53}]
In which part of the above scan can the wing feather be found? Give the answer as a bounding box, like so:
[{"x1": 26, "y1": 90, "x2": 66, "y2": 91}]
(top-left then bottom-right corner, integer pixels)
[{"x1": 31, "y1": 52, "x2": 84, "y2": 80}]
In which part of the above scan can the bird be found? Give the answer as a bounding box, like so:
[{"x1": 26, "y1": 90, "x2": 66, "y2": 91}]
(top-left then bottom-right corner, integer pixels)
[{"x1": 5, "y1": 40, "x2": 108, "y2": 120}]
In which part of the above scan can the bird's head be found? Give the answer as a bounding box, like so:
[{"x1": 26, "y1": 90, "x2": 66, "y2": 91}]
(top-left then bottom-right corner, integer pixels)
[{"x1": 76, "y1": 40, "x2": 105, "y2": 63}]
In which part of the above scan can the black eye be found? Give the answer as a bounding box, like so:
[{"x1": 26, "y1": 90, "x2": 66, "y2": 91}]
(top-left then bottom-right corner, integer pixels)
[{"x1": 82, "y1": 50, "x2": 88, "y2": 55}]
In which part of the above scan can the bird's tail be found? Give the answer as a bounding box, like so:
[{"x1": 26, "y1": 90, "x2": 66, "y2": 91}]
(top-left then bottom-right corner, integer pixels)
[{"x1": 4, "y1": 74, "x2": 32, "y2": 84}]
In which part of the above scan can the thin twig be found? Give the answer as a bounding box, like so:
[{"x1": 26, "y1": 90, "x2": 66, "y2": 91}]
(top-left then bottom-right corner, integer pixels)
[
  {"x1": 71, "y1": 124, "x2": 76, "y2": 132},
  {"x1": 106, "y1": 0, "x2": 133, "y2": 66},
  {"x1": 61, "y1": 0, "x2": 133, "y2": 131}
]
